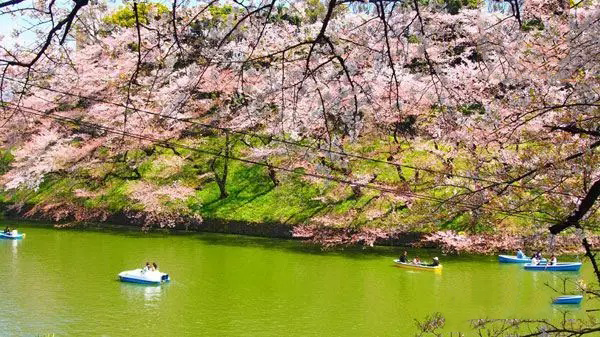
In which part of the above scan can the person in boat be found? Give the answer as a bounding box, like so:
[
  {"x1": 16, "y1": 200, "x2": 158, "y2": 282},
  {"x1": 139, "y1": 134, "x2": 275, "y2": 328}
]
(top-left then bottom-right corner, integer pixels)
[
  {"x1": 143, "y1": 262, "x2": 151, "y2": 272},
  {"x1": 531, "y1": 256, "x2": 540, "y2": 266},
  {"x1": 534, "y1": 251, "x2": 543, "y2": 260},
  {"x1": 549, "y1": 255, "x2": 557, "y2": 266},
  {"x1": 399, "y1": 251, "x2": 408, "y2": 263},
  {"x1": 152, "y1": 262, "x2": 158, "y2": 271},
  {"x1": 3, "y1": 226, "x2": 10, "y2": 234},
  {"x1": 516, "y1": 248, "x2": 525, "y2": 259},
  {"x1": 428, "y1": 257, "x2": 440, "y2": 267},
  {"x1": 412, "y1": 256, "x2": 421, "y2": 265}
]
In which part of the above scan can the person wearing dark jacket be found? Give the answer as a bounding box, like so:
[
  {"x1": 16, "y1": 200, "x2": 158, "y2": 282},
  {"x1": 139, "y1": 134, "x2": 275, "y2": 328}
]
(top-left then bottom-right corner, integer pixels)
[
  {"x1": 428, "y1": 257, "x2": 440, "y2": 267},
  {"x1": 399, "y1": 251, "x2": 408, "y2": 263}
]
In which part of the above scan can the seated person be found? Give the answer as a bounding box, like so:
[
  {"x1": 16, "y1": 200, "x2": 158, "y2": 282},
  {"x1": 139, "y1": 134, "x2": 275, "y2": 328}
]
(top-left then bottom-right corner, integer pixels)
[
  {"x1": 516, "y1": 249, "x2": 525, "y2": 259},
  {"x1": 399, "y1": 251, "x2": 408, "y2": 263},
  {"x1": 429, "y1": 257, "x2": 440, "y2": 267},
  {"x1": 3, "y1": 226, "x2": 10, "y2": 234},
  {"x1": 412, "y1": 256, "x2": 421, "y2": 265},
  {"x1": 152, "y1": 262, "x2": 158, "y2": 271},
  {"x1": 549, "y1": 255, "x2": 557, "y2": 266},
  {"x1": 142, "y1": 262, "x2": 151, "y2": 272},
  {"x1": 531, "y1": 256, "x2": 540, "y2": 266}
]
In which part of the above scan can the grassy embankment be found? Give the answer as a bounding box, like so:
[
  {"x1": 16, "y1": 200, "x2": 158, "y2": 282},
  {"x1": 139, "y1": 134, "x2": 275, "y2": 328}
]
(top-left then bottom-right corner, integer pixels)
[{"x1": 0, "y1": 135, "x2": 538, "y2": 234}]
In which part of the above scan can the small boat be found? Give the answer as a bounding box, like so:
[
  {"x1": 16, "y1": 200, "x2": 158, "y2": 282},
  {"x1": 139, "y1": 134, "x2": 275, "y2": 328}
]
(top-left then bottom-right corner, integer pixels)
[
  {"x1": 524, "y1": 262, "x2": 582, "y2": 271},
  {"x1": 118, "y1": 269, "x2": 170, "y2": 285},
  {"x1": 393, "y1": 259, "x2": 442, "y2": 271},
  {"x1": 553, "y1": 295, "x2": 583, "y2": 304},
  {"x1": 0, "y1": 230, "x2": 25, "y2": 240},
  {"x1": 498, "y1": 255, "x2": 546, "y2": 263}
]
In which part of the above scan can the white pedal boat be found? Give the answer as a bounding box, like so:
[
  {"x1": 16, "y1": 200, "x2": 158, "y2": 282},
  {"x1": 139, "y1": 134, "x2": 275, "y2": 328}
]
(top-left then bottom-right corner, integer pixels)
[
  {"x1": 118, "y1": 269, "x2": 170, "y2": 285},
  {"x1": 0, "y1": 230, "x2": 25, "y2": 240}
]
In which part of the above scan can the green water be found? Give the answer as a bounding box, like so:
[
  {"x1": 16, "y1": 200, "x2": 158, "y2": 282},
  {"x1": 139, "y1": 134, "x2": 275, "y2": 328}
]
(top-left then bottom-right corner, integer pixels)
[{"x1": 0, "y1": 224, "x2": 593, "y2": 336}]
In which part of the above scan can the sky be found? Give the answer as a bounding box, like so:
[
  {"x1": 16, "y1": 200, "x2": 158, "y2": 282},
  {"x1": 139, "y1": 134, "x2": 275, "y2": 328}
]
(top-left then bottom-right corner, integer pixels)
[
  {"x1": 0, "y1": 0, "x2": 515, "y2": 50},
  {"x1": 0, "y1": 0, "x2": 141, "y2": 48},
  {"x1": 0, "y1": 0, "x2": 213, "y2": 48}
]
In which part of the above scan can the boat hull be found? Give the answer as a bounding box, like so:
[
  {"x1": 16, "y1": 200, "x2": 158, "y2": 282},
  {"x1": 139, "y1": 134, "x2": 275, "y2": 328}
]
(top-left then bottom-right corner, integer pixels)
[
  {"x1": 119, "y1": 276, "x2": 162, "y2": 285},
  {"x1": 524, "y1": 263, "x2": 582, "y2": 271},
  {"x1": 394, "y1": 260, "x2": 442, "y2": 271},
  {"x1": 0, "y1": 233, "x2": 24, "y2": 240},
  {"x1": 118, "y1": 269, "x2": 170, "y2": 284},
  {"x1": 553, "y1": 295, "x2": 583, "y2": 304},
  {"x1": 498, "y1": 255, "x2": 546, "y2": 263}
]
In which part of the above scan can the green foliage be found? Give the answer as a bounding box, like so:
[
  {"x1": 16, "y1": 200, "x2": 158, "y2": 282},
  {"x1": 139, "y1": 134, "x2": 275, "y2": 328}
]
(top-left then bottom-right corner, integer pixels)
[
  {"x1": 303, "y1": 0, "x2": 347, "y2": 24},
  {"x1": 458, "y1": 102, "x2": 485, "y2": 116},
  {"x1": 407, "y1": 35, "x2": 420, "y2": 44},
  {"x1": 305, "y1": 0, "x2": 326, "y2": 24},
  {"x1": 522, "y1": 18, "x2": 545, "y2": 32},
  {"x1": 103, "y1": 3, "x2": 169, "y2": 28},
  {"x1": 0, "y1": 149, "x2": 15, "y2": 175},
  {"x1": 208, "y1": 4, "x2": 233, "y2": 24},
  {"x1": 332, "y1": 4, "x2": 349, "y2": 19},
  {"x1": 270, "y1": 5, "x2": 302, "y2": 26},
  {"x1": 445, "y1": 0, "x2": 480, "y2": 15},
  {"x1": 0, "y1": 149, "x2": 14, "y2": 175},
  {"x1": 395, "y1": 115, "x2": 418, "y2": 135},
  {"x1": 228, "y1": 92, "x2": 250, "y2": 111},
  {"x1": 404, "y1": 58, "x2": 430, "y2": 74},
  {"x1": 126, "y1": 42, "x2": 139, "y2": 52}
]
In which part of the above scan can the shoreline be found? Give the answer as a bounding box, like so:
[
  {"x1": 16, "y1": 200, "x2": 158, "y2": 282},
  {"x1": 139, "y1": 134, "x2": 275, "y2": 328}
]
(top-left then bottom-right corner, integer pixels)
[{"x1": 0, "y1": 202, "x2": 594, "y2": 255}]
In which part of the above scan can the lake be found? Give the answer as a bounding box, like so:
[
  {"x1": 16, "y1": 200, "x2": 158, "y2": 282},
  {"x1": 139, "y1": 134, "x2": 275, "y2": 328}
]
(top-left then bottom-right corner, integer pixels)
[{"x1": 0, "y1": 223, "x2": 592, "y2": 336}]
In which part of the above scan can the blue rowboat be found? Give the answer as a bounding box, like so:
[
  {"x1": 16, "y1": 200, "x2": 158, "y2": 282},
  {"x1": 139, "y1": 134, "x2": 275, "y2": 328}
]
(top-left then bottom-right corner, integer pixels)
[
  {"x1": 498, "y1": 255, "x2": 546, "y2": 263},
  {"x1": 524, "y1": 262, "x2": 582, "y2": 271},
  {"x1": 553, "y1": 295, "x2": 583, "y2": 304},
  {"x1": 0, "y1": 232, "x2": 25, "y2": 240}
]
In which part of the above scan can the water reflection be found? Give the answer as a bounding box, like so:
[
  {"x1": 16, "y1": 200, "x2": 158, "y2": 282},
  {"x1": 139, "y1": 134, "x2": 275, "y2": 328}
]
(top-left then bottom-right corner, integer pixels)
[
  {"x1": 120, "y1": 283, "x2": 165, "y2": 307},
  {"x1": 551, "y1": 304, "x2": 583, "y2": 314},
  {"x1": 11, "y1": 239, "x2": 18, "y2": 254},
  {"x1": 0, "y1": 238, "x2": 21, "y2": 257}
]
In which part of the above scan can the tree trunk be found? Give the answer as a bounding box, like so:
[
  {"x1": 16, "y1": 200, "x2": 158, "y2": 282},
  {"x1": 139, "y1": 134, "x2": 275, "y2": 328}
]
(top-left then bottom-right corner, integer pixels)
[
  {"x1": 549, "y1": 179, "x2": 600, "y2": 235},
  {"x1": 266, "y1": 161, "x2": 279, "y2": 186},
  {"x1": 210, "y1": 132, "x2": 230, "y2": 199},
  {"x1": 548, "y1": 179, "x2": 600, "y2": 282},
  {"x1": 387, "y1": 155, "x2": 406, "y2": 182}
]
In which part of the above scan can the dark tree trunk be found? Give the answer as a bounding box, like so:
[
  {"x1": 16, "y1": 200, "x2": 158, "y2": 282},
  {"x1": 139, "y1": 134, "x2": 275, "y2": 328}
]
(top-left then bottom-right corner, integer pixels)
[
  {"x1": 548, "y1": 179, "x2": 600, "y2": 282},
  {"x1": 211, "y1": 132, "x2": 230, "y2": 199},
  {"x1": 549, "y1": 179, "x2": 600, "y2": 235},
  {"x1": 351, "y1": 185, "x2": 362, "y2": 198},
  {"x1": 387, "y1": 155, "x2": 406, "y2": 182},
  {"x1": 266, "y1": 161, "x2": 279, "y2": 186},
  {"x1": 351, "y1": 174, "x2": 377, "y2": 198}
]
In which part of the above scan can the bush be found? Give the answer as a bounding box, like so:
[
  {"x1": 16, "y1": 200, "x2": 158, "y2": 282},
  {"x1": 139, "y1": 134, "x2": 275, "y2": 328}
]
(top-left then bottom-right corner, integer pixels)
[
  {"x1": 522, "y1": 18, "x2": 545, "y2": 32},
  {"x1": 458, "y1": 102, "x2": 485, "y2": 116},
  {"x1": 446, "y1": 0, "x2": 481, "y2": 15},
  {"x1": 0, "y1": 149, "x2": 13, "y2": 175},
  {"x1": 103, "y1": 2, "x2": 169, "y2": 28}
]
